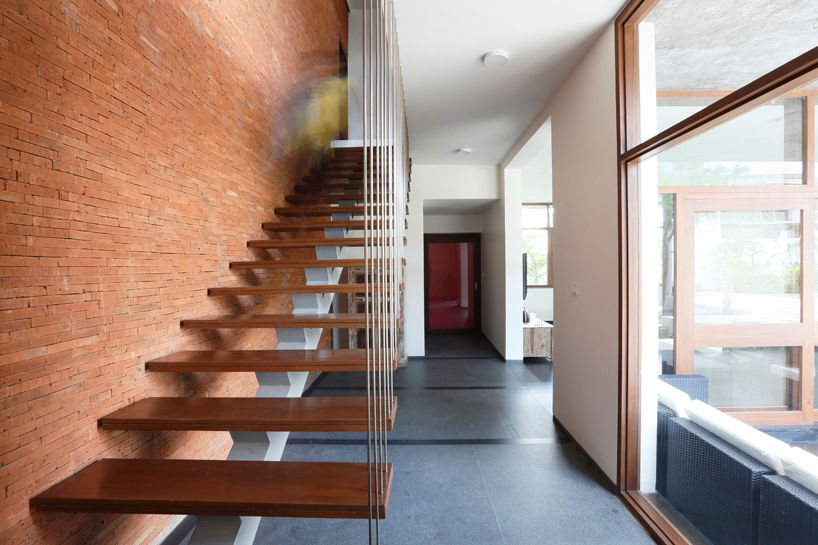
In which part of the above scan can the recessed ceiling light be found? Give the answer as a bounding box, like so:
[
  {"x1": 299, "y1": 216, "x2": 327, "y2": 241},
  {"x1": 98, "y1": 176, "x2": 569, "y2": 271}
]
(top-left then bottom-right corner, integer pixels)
[
  {"x1": 455, "y1": 148, "x2": 472, "y2": 155},
  {"x1": 482, "y1": 50, "x2": 509, "y2": 68}
]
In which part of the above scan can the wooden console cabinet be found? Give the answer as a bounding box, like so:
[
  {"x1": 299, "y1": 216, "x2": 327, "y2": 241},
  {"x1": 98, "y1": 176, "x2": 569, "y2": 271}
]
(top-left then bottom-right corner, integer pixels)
[{"x1": 523, "y1": 319, "x2": 553, "y2": 359}]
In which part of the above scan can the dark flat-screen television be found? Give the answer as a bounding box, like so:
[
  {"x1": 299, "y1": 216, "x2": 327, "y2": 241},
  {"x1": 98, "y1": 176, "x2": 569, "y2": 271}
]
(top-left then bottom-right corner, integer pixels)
[{"x1": 522, "y1": 253, "x2": 528, "y2": 301}]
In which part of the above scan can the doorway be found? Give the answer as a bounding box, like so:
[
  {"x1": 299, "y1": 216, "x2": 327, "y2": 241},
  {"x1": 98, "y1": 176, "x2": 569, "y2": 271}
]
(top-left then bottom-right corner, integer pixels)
[{"x1": 424, "y1": 233, "x2": 481, "y2": 333}]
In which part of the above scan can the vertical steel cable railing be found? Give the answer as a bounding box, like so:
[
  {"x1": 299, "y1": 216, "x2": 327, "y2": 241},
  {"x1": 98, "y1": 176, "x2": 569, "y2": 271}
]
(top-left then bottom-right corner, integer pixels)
[{"x1": 362, "y1": 0, "x2": 408, "y2": 542}]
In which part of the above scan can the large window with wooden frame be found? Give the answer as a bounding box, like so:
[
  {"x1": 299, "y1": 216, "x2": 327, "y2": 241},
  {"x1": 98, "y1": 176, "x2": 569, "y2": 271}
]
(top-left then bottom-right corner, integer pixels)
[
  {"x1": 617, "y1": 0, "x2": 818, "y2": 542},
  {"x1": 522, "y1": 203, "x2": 554, "y2": 288}
]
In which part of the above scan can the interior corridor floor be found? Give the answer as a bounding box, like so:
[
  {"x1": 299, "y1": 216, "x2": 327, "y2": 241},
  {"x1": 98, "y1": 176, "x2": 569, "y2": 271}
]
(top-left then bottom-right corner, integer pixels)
[{"x1": 249, "y1": 333, "x2": 653, "y2": 545}]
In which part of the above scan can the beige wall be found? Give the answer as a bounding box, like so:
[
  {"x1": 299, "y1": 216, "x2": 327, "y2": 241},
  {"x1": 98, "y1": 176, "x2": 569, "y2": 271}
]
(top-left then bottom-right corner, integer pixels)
[{"x1": 503, "y1": 24, "x2": 619, "y2": 481}]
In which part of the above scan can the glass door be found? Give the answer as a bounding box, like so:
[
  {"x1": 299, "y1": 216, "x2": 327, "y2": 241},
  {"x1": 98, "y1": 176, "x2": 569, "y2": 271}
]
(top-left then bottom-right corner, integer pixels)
[{"x1": 674, "y1": 197, "x2": 813, "y2": 424}]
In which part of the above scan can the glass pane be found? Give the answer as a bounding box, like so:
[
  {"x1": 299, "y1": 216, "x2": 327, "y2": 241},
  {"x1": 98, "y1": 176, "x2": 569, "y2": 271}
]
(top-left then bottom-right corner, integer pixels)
[
  {"x1": 523, "y1": 231, "x2": 549, "y2": 286},
  {"x1": 694, "y1": 346, "x2": 801, "y2": 411},
  {"x1": 639, "y1": 0, "x2": 818, "y2": 142},
  {"x1": 694, "y1": 210, "x2": 801, "y2": 324},
  {"x1": 658, "y1": 194, "x2": 676, "y2": 373},
  {"x1": 657, "y1": 98, "x2": 803, "y2": 186}
]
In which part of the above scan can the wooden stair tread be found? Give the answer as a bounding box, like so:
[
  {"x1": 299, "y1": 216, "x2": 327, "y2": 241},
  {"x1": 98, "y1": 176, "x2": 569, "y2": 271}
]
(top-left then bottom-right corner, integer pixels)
[
  {"x1": 230, "y1": 258, "x2": 405, "y2": 269},
  {"x1": 146, "y1": 349, "x2": 383, "y2": 372},
  {"x1": 181, "y1": 313, "x2": 369, "y2": 329},
  {"x1": 30, "y1": 459, "x2": 392, "y2": 519},
  {"x1": 208, "y1": 283, "x2": 397, "y2": 296},
  {"x1": 99, "y1": 396, "x2": 397, "y2": 432}
]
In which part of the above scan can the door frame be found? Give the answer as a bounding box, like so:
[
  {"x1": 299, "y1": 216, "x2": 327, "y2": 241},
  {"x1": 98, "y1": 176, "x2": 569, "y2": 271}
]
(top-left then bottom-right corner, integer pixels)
[{"x1": 424, "y1": 233, "x2": 482, "y2": 334}]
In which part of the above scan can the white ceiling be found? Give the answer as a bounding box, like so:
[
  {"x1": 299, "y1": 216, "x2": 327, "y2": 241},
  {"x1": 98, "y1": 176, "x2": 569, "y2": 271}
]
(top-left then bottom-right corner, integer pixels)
[{"x1": 392, "y1": 0, "x2": 628, "y2": 165}]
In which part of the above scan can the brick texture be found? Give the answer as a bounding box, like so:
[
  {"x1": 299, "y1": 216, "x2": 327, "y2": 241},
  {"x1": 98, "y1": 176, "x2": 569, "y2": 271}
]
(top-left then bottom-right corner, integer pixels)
[{"x1": 0, "y1": 0, "x2": 348, "y2": 543}]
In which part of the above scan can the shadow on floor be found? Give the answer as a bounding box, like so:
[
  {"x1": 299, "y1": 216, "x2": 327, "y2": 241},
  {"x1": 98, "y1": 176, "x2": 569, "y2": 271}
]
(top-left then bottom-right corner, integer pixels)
[{"x1": 423, "y1": 331, "x2": 501, "y2": 359}]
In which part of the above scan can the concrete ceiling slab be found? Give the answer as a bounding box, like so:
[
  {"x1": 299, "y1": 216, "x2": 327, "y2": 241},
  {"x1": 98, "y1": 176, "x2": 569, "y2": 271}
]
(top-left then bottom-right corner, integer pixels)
[{"x1": 648, "y1": 0, "x2": 818, "y2": 90}]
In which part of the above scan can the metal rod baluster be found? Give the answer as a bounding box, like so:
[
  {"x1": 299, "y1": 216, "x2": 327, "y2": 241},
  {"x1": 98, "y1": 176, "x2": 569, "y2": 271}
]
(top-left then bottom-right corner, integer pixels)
[{"x1": 362, "y1": 1, "x2": 373, "y2": 542}]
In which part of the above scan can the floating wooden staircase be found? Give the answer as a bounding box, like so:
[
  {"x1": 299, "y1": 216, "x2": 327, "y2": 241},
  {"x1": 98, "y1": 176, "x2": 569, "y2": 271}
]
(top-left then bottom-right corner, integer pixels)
[{"x1": 31, "y1": 146, "x2": 406, "y2": 544}]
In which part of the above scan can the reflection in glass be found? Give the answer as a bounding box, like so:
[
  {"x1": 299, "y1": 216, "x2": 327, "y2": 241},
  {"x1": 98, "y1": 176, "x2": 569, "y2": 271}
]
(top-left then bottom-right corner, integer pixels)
[
  {"x1": 694, "y1": 346, "x2": 801, "y2": 411},
  {"x1": 657, "y1": 98, "x2": 803, "y2": 186},
  {"x1": 640, "y1": 0, "x2": 818, "y2": 140},
  {"x1": 694, "y1": 210, "x2": 801, "y2": 324}
]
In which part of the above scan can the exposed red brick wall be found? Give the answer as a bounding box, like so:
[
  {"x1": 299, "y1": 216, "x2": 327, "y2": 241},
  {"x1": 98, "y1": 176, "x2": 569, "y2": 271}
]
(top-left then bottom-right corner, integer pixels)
[{"x1": 0, "y1": 0, "x2": 348, "y2": 543}]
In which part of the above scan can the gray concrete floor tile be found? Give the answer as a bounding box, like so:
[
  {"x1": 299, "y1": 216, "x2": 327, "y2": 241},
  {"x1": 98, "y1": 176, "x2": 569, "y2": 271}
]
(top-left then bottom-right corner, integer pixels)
[{"x1": 249, "y1": 333, "x2": 652, "y2": 545}]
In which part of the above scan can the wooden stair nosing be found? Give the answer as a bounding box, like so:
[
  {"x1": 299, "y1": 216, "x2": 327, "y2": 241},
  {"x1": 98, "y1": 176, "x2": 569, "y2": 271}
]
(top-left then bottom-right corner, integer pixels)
[
  {"x1": 274, "y1": 205, "x2": 388, "y2": 217},
  {"x1": 99, "y1": 396, "x2": 397, "y2": 432},
  {"x1": 262, "y1": 220, "x2": 401, "y2": 232},
  {"x1": 294, "y1": 183, "x2": 365, "y2": 193},
  {"x1": 229, "y1": 258, "x2": 405, "y2": 270},
  {"x1": 261, "y1": 220, "x2": 380, "y2": 232},
  {"x1": 180, "y1": 313, "x2": 375, "y2": 329},
  {"x1": 30, "y1": 459, "x2": 392, "y2": 519},
  {"x1": 247, "y1": 238, "x2": 367, "y2": 248},
  {"x1": 146, "y1": 349, "x2": 393, "y2": 373},
  {"x1": 230, "y1": 258, "x2": 366, "y2": 270},
  {"x1": 246, "y1": 237, "x2": 403, "y2": 249},
  {"x1": 180, "y1": 313, "x2": 402, "y2": 330},
  {"x1": 302, "y1": 176, "x2": 364, "y2": 184},
  {"x1": 207, "y1": 283, "x2": 392, "y2": 296}
]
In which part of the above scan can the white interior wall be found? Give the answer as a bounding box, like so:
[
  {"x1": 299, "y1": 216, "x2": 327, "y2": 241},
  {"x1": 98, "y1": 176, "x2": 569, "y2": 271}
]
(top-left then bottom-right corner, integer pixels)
[
  {"x1": 405, "y1": 165, "x2": 499, "y2": 357},
  {"x1": 481, "y1": 199, "x2": 506, "y2": 356},
  {"x1": 502, "y1": 169, "x2": 524, "y2": 361},
  {"x1": 526, "y1": 288, "x2": 554, "y2": 322},
  {"x1": 521, "y1": 155, "x2": 553, "y2": 203},
  {"x1": 423, "y1": 214, "x2": 484, "y2": 234},
  {"x1": 502, "y1": 24, "x2": 620, "y2": 481},
  {"x1": 480, "y1": 168, "x2": 524, "y2": 361}
]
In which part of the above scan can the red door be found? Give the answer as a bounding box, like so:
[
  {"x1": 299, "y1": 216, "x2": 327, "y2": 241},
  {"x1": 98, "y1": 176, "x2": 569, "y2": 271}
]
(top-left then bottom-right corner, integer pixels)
[{"x1": 425, "y1": 234, "x2": 481, "y2": 331}]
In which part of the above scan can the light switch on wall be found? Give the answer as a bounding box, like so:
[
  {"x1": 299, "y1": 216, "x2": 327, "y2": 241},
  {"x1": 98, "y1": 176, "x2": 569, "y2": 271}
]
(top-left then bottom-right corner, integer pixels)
[{"x1": 570, "y1": 282, "x2": 579, "y2": 297}]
